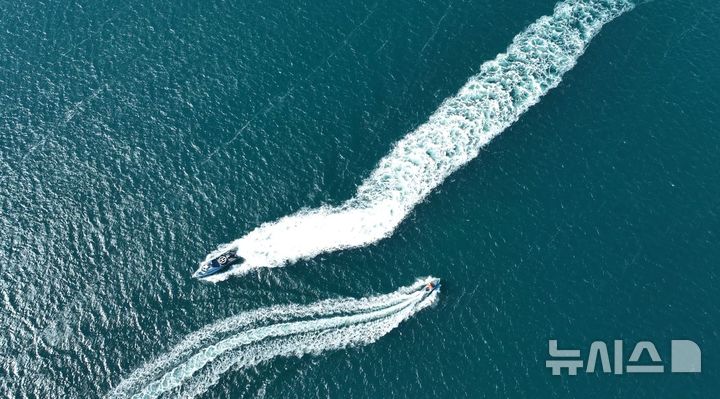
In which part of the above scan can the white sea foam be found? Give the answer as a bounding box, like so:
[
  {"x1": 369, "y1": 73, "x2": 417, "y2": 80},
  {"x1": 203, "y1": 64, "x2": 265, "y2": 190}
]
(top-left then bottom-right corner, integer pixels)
[
  {"x1": 107, "y1": 277, "x2": 439, "y2": 399},
  {"x1": 200, "y1": 0, "x2": 634, "y2": 280}
]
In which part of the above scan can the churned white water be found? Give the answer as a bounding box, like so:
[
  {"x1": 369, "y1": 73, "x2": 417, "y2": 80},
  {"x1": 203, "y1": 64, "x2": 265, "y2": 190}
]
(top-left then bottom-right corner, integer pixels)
[
  {"x1": 107, "y1": 277, "x2": 440, "y2": 398},
  {"x1": 200, "y1": 0, "x2": 634, "y2": 280}
]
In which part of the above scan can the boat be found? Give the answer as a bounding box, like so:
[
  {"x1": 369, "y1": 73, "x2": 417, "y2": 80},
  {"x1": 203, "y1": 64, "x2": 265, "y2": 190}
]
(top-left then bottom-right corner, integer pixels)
[
  {"x1": 425, "y1": 278, "x2": 441, "y2": 292},
  {"x1": 193, "y1": 248, "x2": 244, "y2": 278}
]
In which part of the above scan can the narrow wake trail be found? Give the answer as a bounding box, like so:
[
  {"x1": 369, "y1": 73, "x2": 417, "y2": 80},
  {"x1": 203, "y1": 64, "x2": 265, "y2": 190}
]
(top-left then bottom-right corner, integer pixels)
[
  {"x1": 201, "y1": 0, "x2": 635, "y2": 280},
  {"x1": 107, "y1": 277, "x2": 440, "y2": 399}
]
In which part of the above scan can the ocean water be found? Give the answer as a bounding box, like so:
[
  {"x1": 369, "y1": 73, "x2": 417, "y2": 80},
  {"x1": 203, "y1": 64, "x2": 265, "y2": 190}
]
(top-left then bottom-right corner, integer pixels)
[{"x1": 1, "y1": 0, "x2": 718, "y2": 398}]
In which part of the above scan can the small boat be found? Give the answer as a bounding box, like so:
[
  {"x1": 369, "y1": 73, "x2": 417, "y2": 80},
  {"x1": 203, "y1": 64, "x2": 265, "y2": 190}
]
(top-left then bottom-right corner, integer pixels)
[
  {"x1": 425, "y1": 279, "x2": 441, "y2": 292},
  {"x1": 193, "y1": 248, "x2": 244, "y2": 278}
]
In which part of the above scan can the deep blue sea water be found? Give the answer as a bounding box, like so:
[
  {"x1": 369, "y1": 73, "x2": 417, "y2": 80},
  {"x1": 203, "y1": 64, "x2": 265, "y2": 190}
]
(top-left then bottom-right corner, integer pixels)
[{"x1": 1, "y1": 0, "x2": 718, "y2": 397}]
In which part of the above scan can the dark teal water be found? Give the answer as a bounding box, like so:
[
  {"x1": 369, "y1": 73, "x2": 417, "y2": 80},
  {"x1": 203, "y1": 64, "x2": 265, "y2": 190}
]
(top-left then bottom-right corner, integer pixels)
[{"x1": 1, "y1": 0, "x2": 718, "y2": 397}]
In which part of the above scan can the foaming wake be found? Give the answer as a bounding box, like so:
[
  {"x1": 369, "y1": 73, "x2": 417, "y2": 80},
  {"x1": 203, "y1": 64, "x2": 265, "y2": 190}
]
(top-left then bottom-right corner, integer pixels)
[
  {"x1": 200, "y1": 0, "x2": 634, "y2": 280},
  {"x1": 107, "y1": 277, "x2": 440, "y2": 399}
]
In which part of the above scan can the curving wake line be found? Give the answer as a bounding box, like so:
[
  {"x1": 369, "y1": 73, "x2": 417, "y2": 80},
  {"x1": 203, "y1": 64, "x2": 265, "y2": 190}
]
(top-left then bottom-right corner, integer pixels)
[
  {"x1": 200, "y1": 0, "x2": 635, "y2": 280},
  {"x1": 107, "y1": 277, "x2": 440, "y2": 399}
]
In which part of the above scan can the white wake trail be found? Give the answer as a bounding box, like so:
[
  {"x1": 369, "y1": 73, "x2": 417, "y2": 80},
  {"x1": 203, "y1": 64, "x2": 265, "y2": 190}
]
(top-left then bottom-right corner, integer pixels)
[
  {"x1": 107, "y1": 277, "x2": 440, "y2": 399},
  {"x1": 201, "y1": 0, "x2": 635, "y2": 279}
]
